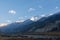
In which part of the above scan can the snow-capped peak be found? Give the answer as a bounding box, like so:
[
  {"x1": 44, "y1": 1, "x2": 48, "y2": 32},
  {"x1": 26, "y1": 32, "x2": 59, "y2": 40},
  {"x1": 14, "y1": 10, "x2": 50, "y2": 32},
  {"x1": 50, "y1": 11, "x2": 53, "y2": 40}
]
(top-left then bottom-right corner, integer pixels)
[{"x1": 30, "y1": 16, "x2": 39, "y2": 21}]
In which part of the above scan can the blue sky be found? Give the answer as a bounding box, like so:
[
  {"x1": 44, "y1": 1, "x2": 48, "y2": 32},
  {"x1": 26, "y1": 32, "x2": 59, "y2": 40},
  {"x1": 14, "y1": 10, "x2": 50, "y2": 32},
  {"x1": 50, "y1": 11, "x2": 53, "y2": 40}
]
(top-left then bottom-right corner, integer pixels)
[{"x1": 0, "y1": 0, "x2": 60, "y2": 24}]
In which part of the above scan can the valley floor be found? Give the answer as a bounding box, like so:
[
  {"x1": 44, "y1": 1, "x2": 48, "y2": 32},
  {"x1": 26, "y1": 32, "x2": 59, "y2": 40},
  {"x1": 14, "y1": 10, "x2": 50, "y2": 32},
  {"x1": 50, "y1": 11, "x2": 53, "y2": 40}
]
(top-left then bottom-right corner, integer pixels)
[
  {"x1": 0, "y1": 32, "x2": 60, "y2": 40},
  {"x1": 0, "y1": 36, "x2": 60, "y2": 40}
]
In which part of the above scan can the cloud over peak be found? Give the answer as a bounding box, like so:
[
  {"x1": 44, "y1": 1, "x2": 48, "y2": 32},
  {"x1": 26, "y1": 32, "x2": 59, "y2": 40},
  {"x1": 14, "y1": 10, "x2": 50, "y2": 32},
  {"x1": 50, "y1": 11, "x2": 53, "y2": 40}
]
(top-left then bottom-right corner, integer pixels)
[
  {"x1": 28, "y1": 8, "x2": 35, "y2": 12},
  {"x1": 40, "y1": 14, "x2": 46, "y2": 17},
  {"x1": 8, "y1": 10, "x2": 16, "y2": 14}
]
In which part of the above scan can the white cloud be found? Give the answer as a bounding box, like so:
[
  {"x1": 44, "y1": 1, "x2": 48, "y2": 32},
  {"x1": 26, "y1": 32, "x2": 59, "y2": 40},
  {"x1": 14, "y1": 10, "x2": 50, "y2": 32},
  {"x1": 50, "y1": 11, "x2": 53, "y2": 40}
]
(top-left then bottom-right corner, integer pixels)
[
  {"x1": 25, "y1": 16, "x2": 27, "y2": 18},
  {"x1": 55, "y1": 6, "x2": 59, "y2": 9},
  {"x1": 0, "y1": 23, "x2": 8, "y2": 27},
  {"x1": 17, "y1": 17, "x2": 25, "y2": 23},
  {"x1": 6, "y1": 20, "x2": 12, "y2": 24},
  {"x1": 39, "y1": 6, "x2": 43, "y2": 9},
  {"x1": 18, "y1": 17, "x2": 24, "y2": 19},
  {"x1": 7, "y1": 20, "x2": 11, "y2": 23},
  {"x1": 16, "y1": 20, "x2": 25, "y2": 23},
  {"x1": 49, "y1": 13, "x2": 54, "y2": 16},
  {"x1": 30, "y1": 16, "x2": 39, "y2": 21},
  {"x1": 46, "y1": 13, "x2": 54, "y2": 17},
  {"x1": 8, "y1": 10, "x2": 16, "y2": 14},
  {"x1": 40, "y1": 14, "x2": 46, "y2": 17},
  {"x1": 28, "y1": 8, "x2": 35, "y2": 12}
]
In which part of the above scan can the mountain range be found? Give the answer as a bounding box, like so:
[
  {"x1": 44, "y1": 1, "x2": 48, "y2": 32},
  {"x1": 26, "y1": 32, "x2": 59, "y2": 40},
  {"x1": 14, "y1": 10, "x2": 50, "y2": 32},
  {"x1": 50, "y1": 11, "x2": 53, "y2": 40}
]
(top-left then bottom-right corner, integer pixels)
[{"x1": 0, "y1": 12, "x2": 60, "y2": 35}]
